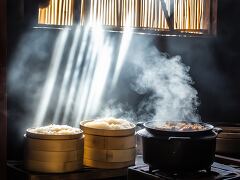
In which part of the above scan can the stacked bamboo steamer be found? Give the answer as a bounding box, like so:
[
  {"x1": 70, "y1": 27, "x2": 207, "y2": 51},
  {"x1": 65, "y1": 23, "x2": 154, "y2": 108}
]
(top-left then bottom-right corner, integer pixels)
[
  {"x1": 24, "y1": 125, "x2": 84, "y2": 173},
  {"x1": 80, "y1": 119, "x2": 136, "y2": 169}
]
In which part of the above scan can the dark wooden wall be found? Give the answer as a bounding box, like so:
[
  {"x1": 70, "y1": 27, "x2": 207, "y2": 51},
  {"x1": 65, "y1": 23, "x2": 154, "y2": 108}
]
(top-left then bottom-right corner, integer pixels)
[{"x1": 0, "y1": 0, "x2": 7, "y2": 177}]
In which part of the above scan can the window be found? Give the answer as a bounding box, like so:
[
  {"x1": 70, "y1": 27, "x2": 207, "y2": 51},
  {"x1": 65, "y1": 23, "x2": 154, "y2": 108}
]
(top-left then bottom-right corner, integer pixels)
[
  {"x1": 38, "y1": 0, "x2": 217, "y2": 35},
  {"x1": 38, "y1": 0, "x2": 75, "y2": 25}
]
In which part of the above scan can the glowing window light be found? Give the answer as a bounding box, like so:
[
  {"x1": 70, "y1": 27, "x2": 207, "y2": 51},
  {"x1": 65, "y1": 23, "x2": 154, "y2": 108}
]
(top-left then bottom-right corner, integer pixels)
[
  {"x1": 38, "y1": 0, "x2": 214, "y2": 34},
  {"x1": 34, "y1": 29, "x2": 69, "y2": 127},
  {"x1": 38, "y1": 0, "x2": 74, "y2": 25}
]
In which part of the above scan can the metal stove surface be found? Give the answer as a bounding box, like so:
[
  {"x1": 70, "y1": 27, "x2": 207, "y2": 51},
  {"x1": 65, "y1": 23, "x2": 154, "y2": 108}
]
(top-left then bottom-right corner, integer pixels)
[{"x1": 128, "y1": 156, "x2": 240, "y2": 180}]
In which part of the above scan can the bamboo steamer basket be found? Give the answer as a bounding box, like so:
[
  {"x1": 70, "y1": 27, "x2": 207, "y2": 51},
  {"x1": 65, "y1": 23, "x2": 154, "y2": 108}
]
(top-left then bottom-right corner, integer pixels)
[
  {"x1": 84, "y1": 147, "x2": 135, "y2": 162},
  {"x1": 24, "y1": 135, "x2": 84, "y2": 151},
  {"x1": 25, "y1": 149, "x2": 83, "y2": 162},
  {"x1": 80, "y1": 119, "x2": 136, "y2": 169},
  {"x1": 24, "y1": 128, "x2": 84, "y2": 173},
  {"x1": 25, "y1": 160, "x2": 83, "y2": 173},
  {"x1": 84, "y1": 134, "x2": 136, "y2": 150}
]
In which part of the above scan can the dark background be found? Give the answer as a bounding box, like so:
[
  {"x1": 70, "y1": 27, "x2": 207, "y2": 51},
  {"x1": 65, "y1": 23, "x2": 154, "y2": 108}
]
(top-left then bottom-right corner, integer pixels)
[{"x1": 7, "y1": 0, "x2": 240, "y2": 160}]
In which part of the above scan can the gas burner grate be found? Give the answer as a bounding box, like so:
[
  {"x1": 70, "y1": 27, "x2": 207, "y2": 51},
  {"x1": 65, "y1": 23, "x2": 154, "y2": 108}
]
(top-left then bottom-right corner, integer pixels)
[{"x1": 128, "y1": 156, "x2": 240, "y2": 180}]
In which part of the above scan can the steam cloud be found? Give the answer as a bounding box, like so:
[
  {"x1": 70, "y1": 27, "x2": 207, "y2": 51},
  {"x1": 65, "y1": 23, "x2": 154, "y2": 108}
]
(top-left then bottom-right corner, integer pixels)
[
  {"x1": 131, "y1": 46, "x2": 200, "y2": 122},
  {"x1": 99, "y1": 101, "x2": 137, "y2": 123},
  {"x1": 97, "y1": 44, "x2": 200, "y2": 123}
]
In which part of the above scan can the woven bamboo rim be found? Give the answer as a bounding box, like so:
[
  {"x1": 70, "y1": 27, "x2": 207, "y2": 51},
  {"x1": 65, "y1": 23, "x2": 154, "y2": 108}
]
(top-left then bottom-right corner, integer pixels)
[
  {"x1": 24, "y1": 135, "x2": 84, "y2": 151},
  {"x1": 80, "y1": 120, "x2": 135, "y2": 137},
  {"x1": 26, "y1": 128, "x2": 83, "y2": 140}
]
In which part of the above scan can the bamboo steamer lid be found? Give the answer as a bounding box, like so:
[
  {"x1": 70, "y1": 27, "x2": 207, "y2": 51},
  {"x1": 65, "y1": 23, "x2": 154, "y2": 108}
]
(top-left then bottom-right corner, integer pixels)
[
  {"x1": 84, "y1": 134, "x2": 136, "y2": 150},
  {"x1": 80, "y1": 120, "x2": 135, "y2": 137},
  {"x1": 84, "y1": 147, "x2": 135, "y2": 162},
  {"x1": 26, "y1": 128, "x2": 83, "y2": 140},
  {"x1": 25, "y1": 160, "x2": 83, "y2": 173},
  {"x1": 84, "y1": 159, "x2": 135, "y2": 169},
  {"x1": 24, "y1": 135, "x2": 84, "y2": 151},
  {"x1": 25, "y1": 149, "x2": 83, "y2": 162}
]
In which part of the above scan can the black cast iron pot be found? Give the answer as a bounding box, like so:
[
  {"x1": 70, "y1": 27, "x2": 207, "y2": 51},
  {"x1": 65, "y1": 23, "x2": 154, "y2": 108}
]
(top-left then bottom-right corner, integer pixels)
[{"x1": 137, "y1": 121, "x2": 222, "y2": 172}]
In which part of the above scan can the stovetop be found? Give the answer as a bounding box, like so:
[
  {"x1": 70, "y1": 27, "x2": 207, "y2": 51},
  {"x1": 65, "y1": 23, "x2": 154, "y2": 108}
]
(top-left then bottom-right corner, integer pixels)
[
  {"x1": 7, "y1": 155, "x2": 240, "y2": 180},
  {"x1": 128, "y1": 155, "x2": 240, "y2": 180}
]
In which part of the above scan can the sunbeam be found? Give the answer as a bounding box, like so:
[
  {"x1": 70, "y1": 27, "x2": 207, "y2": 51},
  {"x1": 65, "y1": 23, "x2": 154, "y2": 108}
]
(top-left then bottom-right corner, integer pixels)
[
  {"x1": 61, "y1": 25, "x2": 92, "y2": 124},
  {"x1": 111, "y1": 18, "x2": 133, "y2": 90},
  {"x1": 34, "y1": 29, "x2": 69, "y2": 127},
  {"x1": 53, "y1": 26, "x2": 81, "y2": 124},
  {"x1": 34, "y1": 19, "x2": 134, "y2": 127}
]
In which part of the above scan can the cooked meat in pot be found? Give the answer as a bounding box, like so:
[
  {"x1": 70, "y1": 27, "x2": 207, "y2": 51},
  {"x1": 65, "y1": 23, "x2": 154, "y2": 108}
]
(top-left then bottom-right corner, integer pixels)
[{"x1": 153, "y1": 122, "x2": 207, "y2": 131}]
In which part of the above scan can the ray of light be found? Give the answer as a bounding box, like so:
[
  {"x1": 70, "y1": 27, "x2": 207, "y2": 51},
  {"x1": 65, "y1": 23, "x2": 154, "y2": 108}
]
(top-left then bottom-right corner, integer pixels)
[
  {"x1": 34, "y1": 29, "x2": 69, "y2": 127},
  {"x1": 83, "y1": 39, "x2": 113, "y2": 120},
  {"x1": 111, "y1": 16, "x2": 133, "y2": 90},
  {"x1": 61, "y1": 26, "x2": 91, "y2": 124},
  {"x1": 53, "y1": 26, "x2": 82, "y2": 124}
]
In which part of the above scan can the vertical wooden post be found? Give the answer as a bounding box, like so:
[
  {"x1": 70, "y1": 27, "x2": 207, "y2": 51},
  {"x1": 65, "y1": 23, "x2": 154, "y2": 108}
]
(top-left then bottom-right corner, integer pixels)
[
  {"x1": 84, "y1": 0, "x2": 91, "y2": 25},
  {"x1": 160, "y1": 0, "x2": 174, "y2": 31},
  {"x1": 210, "y1": 0, "x2": 218, "y2": 35},
  {"x1": 73, "y1": 0, "x2": 81, "y2": 24},
  {"x1": 0, "y1": 0, "x2": 7, "y2": 178},
  {"x1": 137, "y1": 0, "x2": 141, "y2": 27},
  {"x1": 203, "y1": 0, "x2": 210, "y2": 33},
  {"x1": 169, "y1": 0, "x2": 174, "y2": 31}
]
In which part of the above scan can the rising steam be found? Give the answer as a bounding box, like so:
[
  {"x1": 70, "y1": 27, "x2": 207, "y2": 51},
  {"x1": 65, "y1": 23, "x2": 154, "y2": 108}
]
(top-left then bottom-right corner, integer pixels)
[{"x1": 131, "y1": 47, "x2": 200, "y2": 122}]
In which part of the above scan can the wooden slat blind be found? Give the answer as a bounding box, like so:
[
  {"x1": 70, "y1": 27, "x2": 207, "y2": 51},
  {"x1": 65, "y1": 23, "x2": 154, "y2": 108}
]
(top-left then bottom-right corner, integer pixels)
[
  {"x1": 174, "y1": 0, "x2": 207, "y2": 33},
  {"x1": 38, "y1": 0, "x2": 74, "y2": 25},
  {"x1": 38, "y1": 0, "x2": 216, "y2": 35}
]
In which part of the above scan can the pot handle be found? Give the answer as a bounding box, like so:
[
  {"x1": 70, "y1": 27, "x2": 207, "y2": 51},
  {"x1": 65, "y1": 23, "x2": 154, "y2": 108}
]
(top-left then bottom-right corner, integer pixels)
[
  {"x1": 168, "y1": 136, "x2": 191, "y2": 140},
  {"x1": 212, "y1": 127, "x2": 223, "y2": 135},
  {"x1": 136, "y1": 122, "x2": 145, "y2": 128}
]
